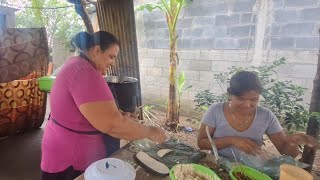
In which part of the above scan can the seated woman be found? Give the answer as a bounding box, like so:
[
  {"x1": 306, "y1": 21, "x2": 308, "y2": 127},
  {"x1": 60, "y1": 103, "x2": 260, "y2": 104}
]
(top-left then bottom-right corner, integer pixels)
[{"x1": 197, "y1": 71, "x2": 315, "y2": 159}]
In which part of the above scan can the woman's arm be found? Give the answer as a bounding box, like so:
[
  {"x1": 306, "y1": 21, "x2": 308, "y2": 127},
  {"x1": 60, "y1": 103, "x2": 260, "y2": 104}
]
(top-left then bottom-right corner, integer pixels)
[
  {"x1": 197, "y1": 123, "x2": 261, "y2": 155},
  {"x1": 79, "y1": 100, "x2": 166, "y2": 143},
  {"x1": 265, "y1": 109, "x2": 315, "y2": 157},
  {"x1": 268, "y1": 132, "x2": 315, "y2": 158},
  {"x1": 267, "y1": 132, "x2": 299, "y2": 157},
  {"x1": 197, "y1": 123, "x2": 234, "y2": 150}
]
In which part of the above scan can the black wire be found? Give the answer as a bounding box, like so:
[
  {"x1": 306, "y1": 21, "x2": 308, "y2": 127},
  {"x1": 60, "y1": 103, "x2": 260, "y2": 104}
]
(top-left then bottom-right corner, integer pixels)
[
  {"x1": 0, "y1": 0, "x2": 96, "y2": 10},
  {"x1": 24, "y1": 5, "x2": 74, "y2": 9},
  {"x1": 0, "y1": 3, "x2": 87, "y2": 10}
]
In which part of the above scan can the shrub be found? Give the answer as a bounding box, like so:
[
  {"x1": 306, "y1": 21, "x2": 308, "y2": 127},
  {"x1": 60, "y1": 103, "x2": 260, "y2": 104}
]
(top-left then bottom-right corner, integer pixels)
[{"x1": 194, "y1": 58, "x2": 309, "y2": 132}]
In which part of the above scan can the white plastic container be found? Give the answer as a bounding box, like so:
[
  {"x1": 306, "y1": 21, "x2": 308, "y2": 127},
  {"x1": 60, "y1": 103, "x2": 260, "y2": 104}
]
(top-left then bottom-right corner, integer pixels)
[{"x1": 84, "y1": 158, "x2": 136, "y2": 180}]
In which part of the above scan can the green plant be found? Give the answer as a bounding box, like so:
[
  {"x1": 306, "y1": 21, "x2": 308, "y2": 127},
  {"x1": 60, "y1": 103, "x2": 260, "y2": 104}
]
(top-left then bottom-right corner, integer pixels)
[
  {"x1": 194, "y1": 90, "x2": 227, "y2": 110},
  {"x1": 194, "y1": 58, "x2": 310, "y2": 132},
  {"x1": 136, "y1": 0, "x2": 193, "y2": 129}
]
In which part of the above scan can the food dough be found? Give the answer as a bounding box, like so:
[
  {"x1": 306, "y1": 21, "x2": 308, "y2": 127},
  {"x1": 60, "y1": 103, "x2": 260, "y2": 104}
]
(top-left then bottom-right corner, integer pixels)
[
  {"x1": 157, "y1": 149, "x2": 172, "y2": 158},
  {"x1": 136, "y1": 151, "x2": 170, "y2": 175}
]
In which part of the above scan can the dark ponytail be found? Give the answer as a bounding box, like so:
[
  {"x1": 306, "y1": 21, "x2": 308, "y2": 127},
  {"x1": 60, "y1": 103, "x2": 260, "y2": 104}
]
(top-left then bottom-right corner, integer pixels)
[
  {"x1": 71, "y1": 31, "x2": 119, "y2": 52},
  {"x1": 71, "y1": 32, "x2": 94, "y2": 52}
]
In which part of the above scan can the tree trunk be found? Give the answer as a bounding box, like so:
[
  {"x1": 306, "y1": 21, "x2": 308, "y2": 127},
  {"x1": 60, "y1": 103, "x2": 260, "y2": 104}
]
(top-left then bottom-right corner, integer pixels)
[
  {"x1": 166, "y1": 30, "x2": 179, "y2": 130},
  {"x1": 301, "y1": 29, "x2": 320, "y2": 171},
  {"x1": 69, "y1": 0, "x2": 94, "y2": 34}
]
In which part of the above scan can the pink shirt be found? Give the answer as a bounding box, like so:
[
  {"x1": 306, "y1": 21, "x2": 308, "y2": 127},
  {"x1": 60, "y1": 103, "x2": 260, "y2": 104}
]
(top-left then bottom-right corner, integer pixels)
[{"x1": 41, "y1": 56, "x2": 114, "y2": 172}]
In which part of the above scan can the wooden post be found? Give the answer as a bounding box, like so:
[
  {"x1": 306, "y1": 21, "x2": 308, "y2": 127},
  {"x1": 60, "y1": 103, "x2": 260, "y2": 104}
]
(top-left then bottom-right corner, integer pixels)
[{"x1": 301, "y1": 29, "x2": 320, "y2": 171}]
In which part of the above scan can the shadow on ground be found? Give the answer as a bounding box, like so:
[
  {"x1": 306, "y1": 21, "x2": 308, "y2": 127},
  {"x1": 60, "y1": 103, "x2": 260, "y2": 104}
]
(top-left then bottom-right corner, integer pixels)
[{"x1": 0, "y1": 129, "x2": 44, "y2": 180}]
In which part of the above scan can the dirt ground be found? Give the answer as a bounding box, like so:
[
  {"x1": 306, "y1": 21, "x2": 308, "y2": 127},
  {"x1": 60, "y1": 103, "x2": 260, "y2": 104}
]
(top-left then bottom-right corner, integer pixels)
[{"x1": 143, "y1": 110, "x2": 320, "y2": 179}]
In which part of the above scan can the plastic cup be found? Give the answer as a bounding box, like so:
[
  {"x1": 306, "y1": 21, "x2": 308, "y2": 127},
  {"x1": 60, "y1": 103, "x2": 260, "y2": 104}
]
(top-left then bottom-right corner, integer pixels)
[{"x1": 279, "y1": 164, "x2": 313, "y2": 180}]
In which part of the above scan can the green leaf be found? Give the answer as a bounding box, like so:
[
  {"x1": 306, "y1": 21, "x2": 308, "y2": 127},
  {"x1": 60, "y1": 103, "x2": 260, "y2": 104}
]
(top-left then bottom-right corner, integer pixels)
[
  {"x1": 185, "y1": 85, "x2": 192, "y2": 90},
  {"x1": 200, "y1": 105, "x2": 209, "y2": 111},
  {"x1": 287, "y1": 123, "x2": 292, "y2": 131},
  {"x1": 310, "y1": 112, "x2": 320, "y2": 118},
  {"x1": 135, "y1": 3, "x2": 166, "y2": 12},
  {"x1": 176, "y1": 0, "x2": 193, "y2": 6},
  {"x1": 178, "y1": 71, "x2": 186, "y2": 93}
]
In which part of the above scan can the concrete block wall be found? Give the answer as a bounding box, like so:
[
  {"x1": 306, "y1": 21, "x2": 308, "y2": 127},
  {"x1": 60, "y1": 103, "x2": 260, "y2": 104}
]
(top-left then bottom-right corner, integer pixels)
[
  {"x1": 135, "y1": 0, "x2": 319, "y2": 111},
  {"x1": 265, "y1": 0, "x2": 320, "y2": 50},
  {"x1": 139, "y1": 49, "x2": 254, "y2": 109},
  {"x1": 139, "y1": 0, "x2": 257, "y2": 50}
]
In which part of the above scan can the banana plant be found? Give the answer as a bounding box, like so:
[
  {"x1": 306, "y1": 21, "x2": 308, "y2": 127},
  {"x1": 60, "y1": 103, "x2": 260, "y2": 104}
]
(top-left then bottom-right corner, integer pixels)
[
  {"x1": 177, "y1": 71, "x2": 192, "y2": 119},
  {"x1": 136, "y1": 0, "x2": 193, "y2": 130}
]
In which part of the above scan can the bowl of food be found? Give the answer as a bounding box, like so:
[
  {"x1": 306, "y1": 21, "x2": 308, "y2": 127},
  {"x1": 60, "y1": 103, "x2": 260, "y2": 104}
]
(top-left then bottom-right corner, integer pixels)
[
  {"x1": 169, "y1": 163, "x2": 221, "y2": 180},
  {"x1": 229, "y1": 165, "x2": 272, "y2": 180}
]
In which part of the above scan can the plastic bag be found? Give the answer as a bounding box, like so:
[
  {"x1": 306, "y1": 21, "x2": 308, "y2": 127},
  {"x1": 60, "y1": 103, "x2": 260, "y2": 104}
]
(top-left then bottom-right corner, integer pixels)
[
  {"x1": 142, "y1": 139, "x2": 206, "y2": 169},
  {"x1": 239, "y1": 153, "x2": 309, "y2": 179},
  {"x1": 219, "y1": 152, "x2": 309, "y2": 179}
]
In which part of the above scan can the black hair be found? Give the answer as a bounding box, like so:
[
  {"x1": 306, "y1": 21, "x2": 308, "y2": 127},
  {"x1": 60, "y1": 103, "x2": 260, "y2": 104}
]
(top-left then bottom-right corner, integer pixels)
[
  {"x1": 71, "y1": 31, "x2": 120, "y2": 52},
  {"x1": 227, "y1": 71, "x2": 262, "y2": 96}
]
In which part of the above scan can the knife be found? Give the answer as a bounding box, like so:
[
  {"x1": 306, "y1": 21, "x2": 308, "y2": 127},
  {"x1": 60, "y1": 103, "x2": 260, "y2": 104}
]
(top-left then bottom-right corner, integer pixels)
[{"x1": 206, "y1": 126, "x2": 219, "y2": 163}]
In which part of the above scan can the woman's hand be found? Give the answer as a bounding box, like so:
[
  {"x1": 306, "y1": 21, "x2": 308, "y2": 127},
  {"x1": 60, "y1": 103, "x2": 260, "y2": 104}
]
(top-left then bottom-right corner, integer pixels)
[
  {"x1": 232, "y1": 137, "x2": 262, "y2": 155},
  {"x1": 147, "y1": 126, "x2": 166, "y2": 144},
  {"x1": 268, "y1": 132, "x2": 316, "y2": 157},
  {"x1": 286, "y1": 133, "x2": 315, "y2": 148},
  {"x1": 120, "y1": 110, "x2": 138, "y2": 120},
  {"x1": 122, "y1": 112, "x2": 138, "y2": 120}
]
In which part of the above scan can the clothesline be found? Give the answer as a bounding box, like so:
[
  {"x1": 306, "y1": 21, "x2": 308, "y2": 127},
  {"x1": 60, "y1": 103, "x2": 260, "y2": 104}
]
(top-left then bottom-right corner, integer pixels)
[
  {"x1": 0, "y1": 3, "x2": 74, "y2": 10},
  {"x1": 0, "y1": 1, "x2": 95, "y2": 10}
]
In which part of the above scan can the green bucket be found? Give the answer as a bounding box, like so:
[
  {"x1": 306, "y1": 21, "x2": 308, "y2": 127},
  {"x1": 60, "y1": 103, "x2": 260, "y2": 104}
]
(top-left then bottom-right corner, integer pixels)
[
  {"x1": 229, "y1": 166, "x2": 272, "y2": 180},
  {"x1": 169, "y1": 163, "x2": 221, "y2": 180},
  {"x1": 38, "y1": 76, "x2": 55, "y2": 92}
]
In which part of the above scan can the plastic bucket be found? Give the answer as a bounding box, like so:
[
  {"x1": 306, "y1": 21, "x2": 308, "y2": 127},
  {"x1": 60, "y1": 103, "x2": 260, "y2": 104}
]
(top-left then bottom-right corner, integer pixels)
[
  {"x1": 105, "y1": 76, "x2": 138, "y2": 113},
  {"x1": 38, "y1": 76, "x2": 55, "y2": 92}
]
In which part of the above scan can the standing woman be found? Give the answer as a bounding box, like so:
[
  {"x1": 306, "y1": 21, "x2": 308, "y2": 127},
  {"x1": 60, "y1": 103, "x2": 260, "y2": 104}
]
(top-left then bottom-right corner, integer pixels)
[
  {"x1": 41, "y1": 31, "x2": 166, "y2": 180},
  {"x1": 197, "y1": 71, "x2": 315, "y2": 159}
]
